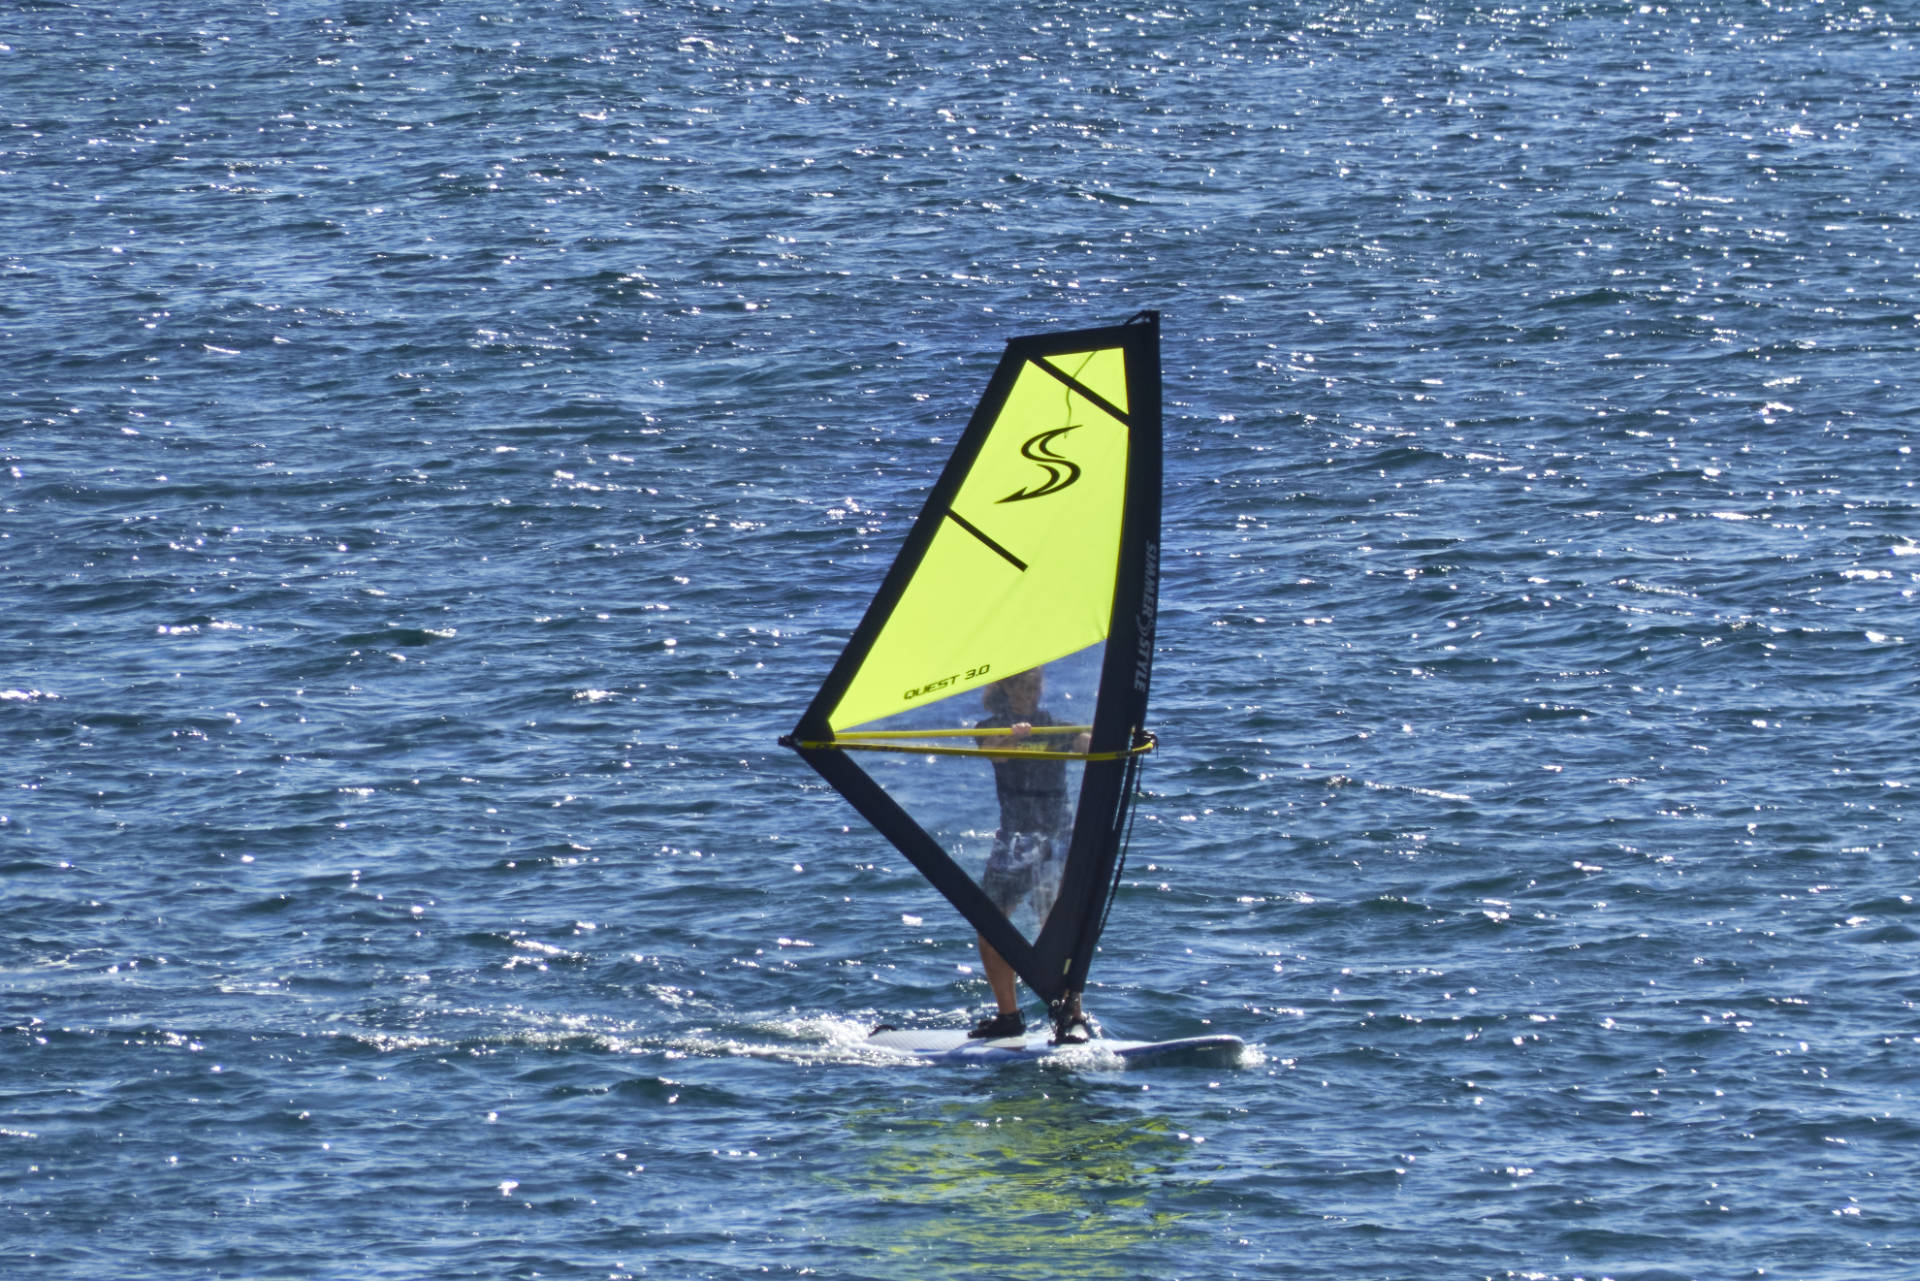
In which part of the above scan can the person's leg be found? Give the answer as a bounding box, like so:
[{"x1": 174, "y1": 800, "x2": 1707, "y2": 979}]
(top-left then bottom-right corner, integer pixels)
[
  {"x1": 978, "y1": 936, "x2": 1018, "y2": 1013},
  {"x1": 970, "y1": 836, "x2": 1028, "y2": 1037},
  {"x1": 968, "y1": 936, "x2": 1025, "y2": 1037}
]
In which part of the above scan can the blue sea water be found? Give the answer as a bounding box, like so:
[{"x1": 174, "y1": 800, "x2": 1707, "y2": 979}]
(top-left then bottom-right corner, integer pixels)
[{"x1": 3, "y1": 0, "x2": 1918, "y2": 1277}]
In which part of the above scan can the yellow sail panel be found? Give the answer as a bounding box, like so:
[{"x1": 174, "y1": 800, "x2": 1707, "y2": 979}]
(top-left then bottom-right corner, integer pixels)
[
  {"x1": 1047, "y1": 347, "x2": 1128, "y2": 414},
  {"x1": 827, "y1": 351, "x2": 1131, "y2": 732}
]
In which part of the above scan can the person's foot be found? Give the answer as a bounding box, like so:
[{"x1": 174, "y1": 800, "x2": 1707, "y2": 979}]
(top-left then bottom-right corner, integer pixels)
[
  {"x1": 967, "y1": 1009, "x2": 1025, "y2": 1039},
  {"x1": 1051, "y1": 1010, "x2": 1099, "y2": 1044}
]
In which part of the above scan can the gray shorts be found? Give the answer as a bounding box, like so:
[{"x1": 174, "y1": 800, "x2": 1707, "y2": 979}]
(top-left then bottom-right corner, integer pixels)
[{"x1": 981, "y1": 830, "x2": 1061, "y2": 917}]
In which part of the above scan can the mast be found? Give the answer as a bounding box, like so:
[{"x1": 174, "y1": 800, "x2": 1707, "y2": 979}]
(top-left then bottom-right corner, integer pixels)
[{"x1": 1047, "y1": 311, "x2": 1161, "y2": 1033}]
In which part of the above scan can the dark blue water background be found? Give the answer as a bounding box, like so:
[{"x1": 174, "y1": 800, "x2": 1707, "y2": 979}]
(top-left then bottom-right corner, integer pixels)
[{"x1": 4, "y1": 1, "x2": 1918, "y2": 1277}]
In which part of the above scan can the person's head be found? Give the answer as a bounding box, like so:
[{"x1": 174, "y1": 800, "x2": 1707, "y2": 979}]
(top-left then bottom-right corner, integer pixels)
[
  {"x1": 981, "y1": 681, "x2": 1010, "y2": 718},
  {"x1": 992, "y1": 668, "x2": 1043, "y2": 718}
]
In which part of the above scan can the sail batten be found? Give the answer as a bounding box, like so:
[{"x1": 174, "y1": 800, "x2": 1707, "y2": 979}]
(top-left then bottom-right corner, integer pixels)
[
  {"x1": 943, "y1": 508, "x2": 1029, "y2": 572},
  {"x1": 1031, "y1": 356, "x2": 1132, "y2": 428},
  {"x1": 786, "y1": 313, "x2": 1162, "y2": 1020}
]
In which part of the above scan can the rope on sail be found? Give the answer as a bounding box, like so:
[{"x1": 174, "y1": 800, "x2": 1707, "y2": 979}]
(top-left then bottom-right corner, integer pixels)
[{"x1": 1091, "y1": 732, "x2": 1152, "y2": 953}]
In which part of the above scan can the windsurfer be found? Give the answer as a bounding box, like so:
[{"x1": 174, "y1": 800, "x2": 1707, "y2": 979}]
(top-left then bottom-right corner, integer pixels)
[{"x1": 967, "y1": 667, "x2": 1088, "y2": 1039}]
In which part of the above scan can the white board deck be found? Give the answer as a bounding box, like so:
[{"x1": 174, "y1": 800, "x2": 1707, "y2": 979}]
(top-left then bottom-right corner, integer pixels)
[{"x1": 867, "y1": 1026, "x2": 1246, "y2": 1067}]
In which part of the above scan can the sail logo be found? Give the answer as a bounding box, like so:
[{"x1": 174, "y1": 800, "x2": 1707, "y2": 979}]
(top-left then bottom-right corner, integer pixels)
[
  {"x1": 1134, "y1": 540, "x2": 1159, "y2": 693},
  {"x1": 903, "y1": 662, "x2": 989, "y2": 704},
  {"x1": 998, "y1": 426, "x2": 1081, "y2": 503}
]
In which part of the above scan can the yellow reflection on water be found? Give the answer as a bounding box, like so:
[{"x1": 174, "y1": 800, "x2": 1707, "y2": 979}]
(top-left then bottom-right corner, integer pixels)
[{"x1": 825, "y1": 1084, "x2": 1211, "y2": 1279}]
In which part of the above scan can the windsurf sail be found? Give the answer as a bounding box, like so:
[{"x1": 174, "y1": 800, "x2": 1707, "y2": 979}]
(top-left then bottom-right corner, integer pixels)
[{"x1": 782, "y1": 311, "x2": 1161, "y2": 1038}]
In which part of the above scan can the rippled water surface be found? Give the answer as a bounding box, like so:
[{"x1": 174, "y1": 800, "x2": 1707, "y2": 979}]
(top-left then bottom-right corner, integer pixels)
[{"x1": 5, "y1": 2, "x2": 1919, "y2": 1277}]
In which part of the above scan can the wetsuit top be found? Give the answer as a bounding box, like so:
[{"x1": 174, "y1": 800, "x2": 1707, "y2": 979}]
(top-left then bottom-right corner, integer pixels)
[{"x1": 976, "y1": 710, "x2": 1070, "y2": 836}]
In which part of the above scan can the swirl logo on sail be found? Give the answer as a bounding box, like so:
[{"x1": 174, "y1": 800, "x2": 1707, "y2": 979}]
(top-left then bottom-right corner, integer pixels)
[{"x1": 998, "y1": 426, "x2": 1081, "y2": 503}]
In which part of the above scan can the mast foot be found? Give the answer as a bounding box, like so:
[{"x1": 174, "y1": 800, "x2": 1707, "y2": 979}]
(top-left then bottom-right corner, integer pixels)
[{"x1": 1048, "y1": 992, "x2": 1100, "y2": 1044}]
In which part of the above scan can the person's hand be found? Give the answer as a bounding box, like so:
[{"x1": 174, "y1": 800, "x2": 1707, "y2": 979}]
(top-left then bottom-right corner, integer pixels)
[{"x1": 1009, "y1": 721, "x2": 1033, "y2": 740}]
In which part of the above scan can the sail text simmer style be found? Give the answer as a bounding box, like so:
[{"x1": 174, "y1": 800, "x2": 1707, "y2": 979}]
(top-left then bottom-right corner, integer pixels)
[{"x1": 780, "y1": 311, "x2": 1163, "y2": 1046}]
